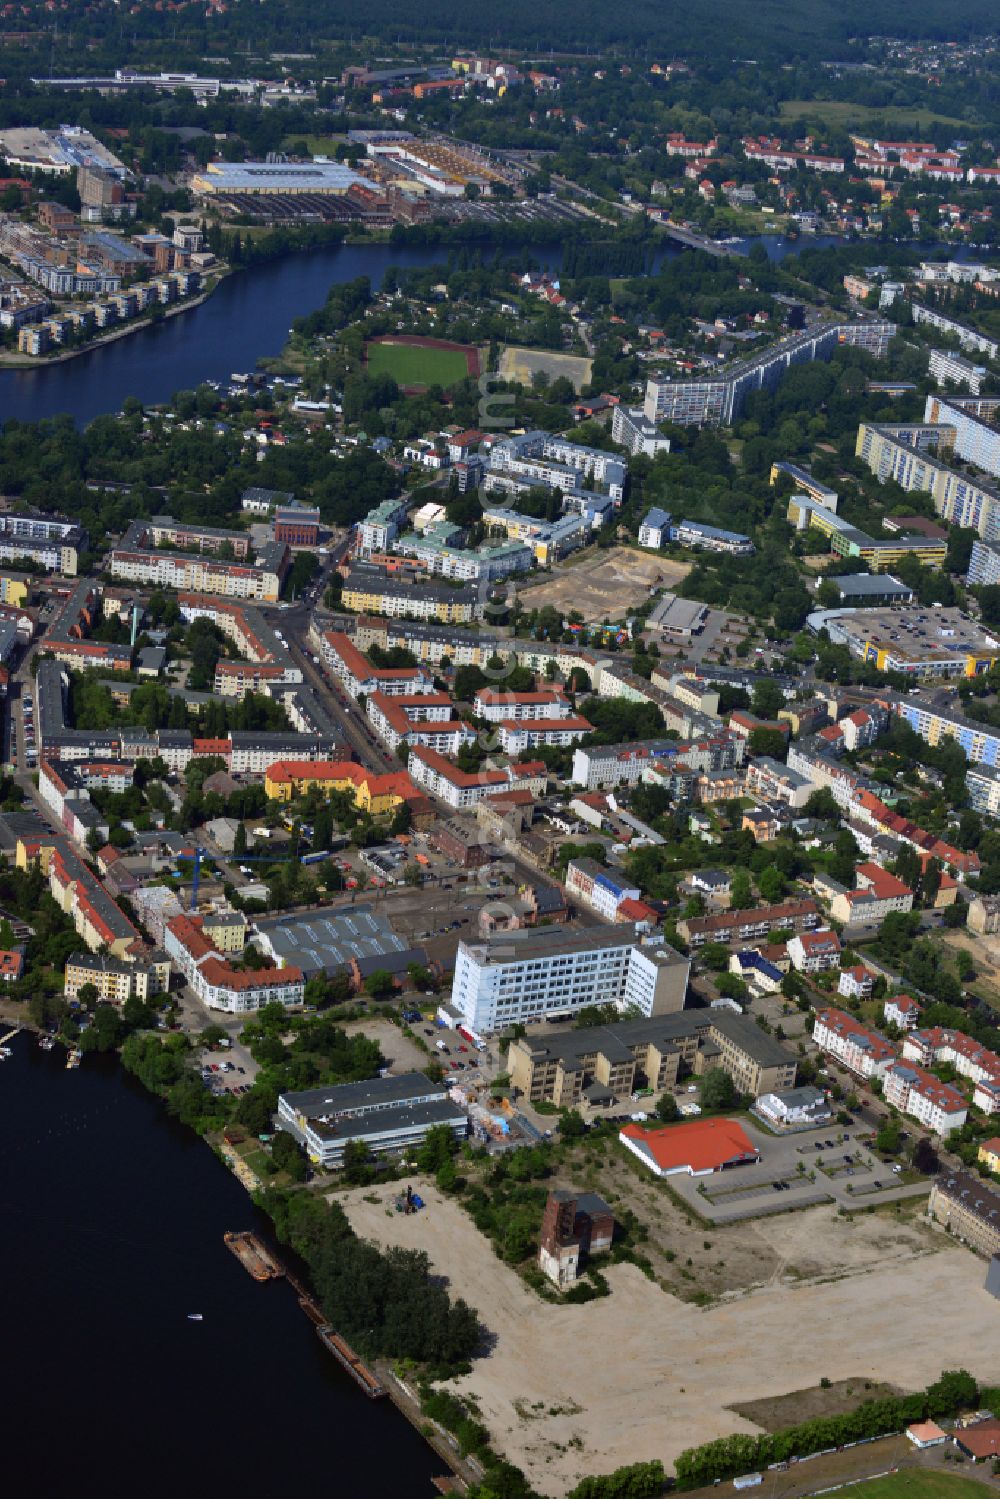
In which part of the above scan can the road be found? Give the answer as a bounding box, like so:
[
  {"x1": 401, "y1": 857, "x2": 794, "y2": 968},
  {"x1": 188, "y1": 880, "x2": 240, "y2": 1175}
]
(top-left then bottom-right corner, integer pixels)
[{"x1": 265, "y1": 529, "x2": 399, "y2": 772}]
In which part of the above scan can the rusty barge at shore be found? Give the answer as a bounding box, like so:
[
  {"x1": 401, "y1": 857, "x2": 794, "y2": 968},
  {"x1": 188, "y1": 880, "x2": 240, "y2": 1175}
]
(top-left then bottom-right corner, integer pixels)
[
  {"x1": 225, "y1": 1231, "x2": 385, "y2": 1399},
  {"x1": 224, "y1": 1230, "x2": 285, "y2": 1282}
]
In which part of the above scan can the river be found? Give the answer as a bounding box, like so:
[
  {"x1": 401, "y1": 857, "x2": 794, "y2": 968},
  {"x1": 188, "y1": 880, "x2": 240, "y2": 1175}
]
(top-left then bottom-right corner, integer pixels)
[
  {"x1": 0, "y1": 231, "x2": 870, "y2": 428},
  {"x1": 0, "y1": 1034, "x2": 444, "y2": 1498}
]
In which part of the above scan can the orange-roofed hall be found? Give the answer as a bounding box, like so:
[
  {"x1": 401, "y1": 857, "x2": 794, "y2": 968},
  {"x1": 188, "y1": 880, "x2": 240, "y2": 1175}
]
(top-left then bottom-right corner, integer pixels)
[{"x1": 618, "y1": 1117, "x2": 760, "y2": 1177}]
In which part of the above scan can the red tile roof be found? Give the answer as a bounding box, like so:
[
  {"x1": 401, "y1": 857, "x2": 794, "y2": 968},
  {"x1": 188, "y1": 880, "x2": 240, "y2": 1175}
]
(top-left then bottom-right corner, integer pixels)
[
  {"x1": 620, "y1": 1117, "x2": 759, "y2": 1174},
  {"x1": 956, "y1": 1420, "x2": 1000, "y2": 1460}
]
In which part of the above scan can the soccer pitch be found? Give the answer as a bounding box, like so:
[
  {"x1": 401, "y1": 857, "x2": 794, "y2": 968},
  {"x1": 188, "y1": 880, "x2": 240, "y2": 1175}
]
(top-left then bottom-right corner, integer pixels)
[{"x1": 365, "y1": 339, "x2": 472, "y2": 387}]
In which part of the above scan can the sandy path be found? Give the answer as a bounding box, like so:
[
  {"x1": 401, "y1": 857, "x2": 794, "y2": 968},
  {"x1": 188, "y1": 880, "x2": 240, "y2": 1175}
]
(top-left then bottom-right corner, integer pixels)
[{"x1": 342, "y1": 1184, "x2": 998, "y2": 1497}]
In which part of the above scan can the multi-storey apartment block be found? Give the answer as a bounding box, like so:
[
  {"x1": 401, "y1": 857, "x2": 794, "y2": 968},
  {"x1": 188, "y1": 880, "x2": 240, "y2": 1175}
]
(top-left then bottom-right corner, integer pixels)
[
  {"x1": 924, "y1": 393, "x2": 1000, "y2": 479},
  {"x1": 644, "y1": 321, "x2": 894, "y2": 427},
  {"x1": 856, "y1": 422, "x2": 1000, "y2": 541},
  {"x1": 110, "y1": 519, "x2": 288, "y2": 602},
  {"x1": 508, "y1": 1009, "x2": 795, "y2": 1107},
  {"x1": 812, "y1": 1007, "x2": 896, "y2": 1079},
  {"x1": 677, "y1": 899, "x2": 820, "y2": 947},
  {"x1": 911, "y1": 301, "x2": 999, "y2": 358},
  {"x1": 883, "y1": 1060, "x2": 967, "y2": 1135}
]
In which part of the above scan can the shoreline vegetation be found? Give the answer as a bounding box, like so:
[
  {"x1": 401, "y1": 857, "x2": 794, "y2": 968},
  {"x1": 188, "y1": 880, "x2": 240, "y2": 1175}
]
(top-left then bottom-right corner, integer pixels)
[{"x1": 0, "y1": 279, "x2": 223, "y2": 368}]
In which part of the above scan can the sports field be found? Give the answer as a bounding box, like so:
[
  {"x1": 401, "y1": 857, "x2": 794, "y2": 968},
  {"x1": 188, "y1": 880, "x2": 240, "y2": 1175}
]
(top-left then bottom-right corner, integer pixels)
[
  {"x1": 365, "y1": 336, "x2": 476, "y2": 389},
  {"x1": 843, "y1": 1474, "x2": 992, "y2": 1497}
]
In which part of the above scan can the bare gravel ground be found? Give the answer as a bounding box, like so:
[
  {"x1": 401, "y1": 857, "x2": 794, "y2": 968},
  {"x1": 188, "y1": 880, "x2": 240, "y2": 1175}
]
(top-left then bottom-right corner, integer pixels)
[{"x1": 341, "y1": 1184, "x2": 998, "y2": 1497}]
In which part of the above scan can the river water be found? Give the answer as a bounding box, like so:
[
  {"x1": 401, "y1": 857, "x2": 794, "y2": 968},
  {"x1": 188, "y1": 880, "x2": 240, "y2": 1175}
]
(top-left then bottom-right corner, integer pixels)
[
  {"x1": 0, "y1": 231, "x2": 978, "y2": 428},
  {"x1": 0, "y1": 1034, "x2": 443, "y2": 1498},
  {"x1": 0, "y1": 231, "x2": 865, "y2": 428}
]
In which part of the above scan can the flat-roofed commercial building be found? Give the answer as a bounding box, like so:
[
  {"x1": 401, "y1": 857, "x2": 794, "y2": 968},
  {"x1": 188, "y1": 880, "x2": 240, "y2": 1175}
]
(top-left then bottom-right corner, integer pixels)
[
  {"x1": 255, "y1": 903, "x2": 426, "y2": 983},
  {"x1": 453, "y1": 926, "x2": 690, "y2": 1034},
  {"x1": 769, "y1": 460, "x2": 839, "y2": 511},
  {"x1": 788, "y1": 493, "x2": 947, "y2": 571},
  {"x1": 824, "y1": 573, "x2": 914, "y2": 605},
  {"x1": 277, "y1": 1071, "x2": 466, "y2": 1169},
  {"x1": 821, "y1": 605, "x2": 1000, "y2": 680},
  {"x1": 192, "y1": 160, "x2": 369, "y2": 197}
]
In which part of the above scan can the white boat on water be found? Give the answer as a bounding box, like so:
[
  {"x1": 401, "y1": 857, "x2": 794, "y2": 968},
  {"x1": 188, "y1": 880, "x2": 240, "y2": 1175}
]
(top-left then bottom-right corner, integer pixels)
[{"x1": 187, "y1": 1314, "x2": 204, "y2": 1322}]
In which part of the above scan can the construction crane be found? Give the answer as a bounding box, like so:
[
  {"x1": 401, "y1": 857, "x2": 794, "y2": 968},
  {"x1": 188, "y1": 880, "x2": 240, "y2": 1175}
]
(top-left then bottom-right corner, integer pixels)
[
  {"x1": 172, "y1": 837, "x2": 345, "y2": 910},
  {"x1": 173, "y1": 847, "x2": 286, "y2": 911}
]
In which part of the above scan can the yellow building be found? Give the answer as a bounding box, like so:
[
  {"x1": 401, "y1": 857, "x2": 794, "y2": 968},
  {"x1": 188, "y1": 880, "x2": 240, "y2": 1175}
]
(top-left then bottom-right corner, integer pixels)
[
  {"x1": 978, "y1": 1138, "x2": 1000, "y2": 1175},
  {"x1": 0, "y1": 572, "x2": 29, "y2": 608},
  {"x1": 264, "y1": 759, "x2": 421, "y2": 817},
  {"x1": 202, "y1": 911, "x2": 248, "y2": 954},
  {"x1": 341, "y1": 579, "x2": 480, "y2": 624},
  {"x1": 786, "y1": 494, "x2": 947, "y2": 573}
]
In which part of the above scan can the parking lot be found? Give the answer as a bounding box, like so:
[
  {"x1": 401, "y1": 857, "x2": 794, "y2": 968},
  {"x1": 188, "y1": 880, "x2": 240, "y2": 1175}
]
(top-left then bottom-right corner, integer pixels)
[
  {"x1": 664, "y1": 1116, "x2": 933, "y2": 1223},
  {"x1": 199, "y1": 1052, "x2": 254, "y2": 1100}
]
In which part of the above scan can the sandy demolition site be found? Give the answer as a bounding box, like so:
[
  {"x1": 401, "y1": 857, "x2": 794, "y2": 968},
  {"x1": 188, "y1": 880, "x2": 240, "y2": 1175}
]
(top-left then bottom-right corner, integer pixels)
[
  {"x1": 516, "y1": 546, "x2": 691, "y2": 624},
  {"x1": 342, "y1": 1185, "x2": 998, "y2": 1497}
]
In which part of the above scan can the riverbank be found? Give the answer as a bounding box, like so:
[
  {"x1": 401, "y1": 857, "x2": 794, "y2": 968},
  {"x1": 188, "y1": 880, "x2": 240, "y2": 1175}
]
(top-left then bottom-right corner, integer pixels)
[
  {"x1": 0, "y1": 276, "x2": 225, "y2": 369},
  {"x1": 0, "y1": 1034, "x2": 446, "y2": 1498}
]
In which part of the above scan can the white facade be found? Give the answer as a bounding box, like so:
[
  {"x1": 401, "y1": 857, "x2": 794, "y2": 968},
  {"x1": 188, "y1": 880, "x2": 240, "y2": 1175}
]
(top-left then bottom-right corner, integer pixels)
[
  {"x1": 929, "y1": 347, "x2": 987, "y2": 395},
  {"x1": 755, "y1": 1088, "x2": 832, "y2": 1128},
  {"x1": 882, "y1": 1062, "x2": 967, "y2": 1136},
  {"x1": 452, "y1": 928, "x2": 688, "y2": 1032},
  {"x1": 812, "y1": 1009, "x2": 895, "y2": 1079},
  {"x1": 497, "y1": 717, "x2": 592, "y2": 754},
  {"x1": 164, "y1": 920, "x2": 304, "y2": 1014},
  {"x1": 787, "y1": 931, "x2": 841, "y2": 972},
  {"x1": 612, "y1": 404, "x2": 671, "y2": 458},
  {"x1": 109, "y1": 549, "x2": 282, "y2": 602},
  {"x1": 473, "y1": 688, "x2": 570, "y2": 722},
  {"x1": 884, "y1": 995, "x2": 920, "y2": 1030},
  {"x1": 406, "y1": 745, "x2": 510, "y2": 809},
  {"x1": 838, "y1": 967, "x2": 873, "y2": 1000},
  {"x1": 974, "y1": 1078, "x2": 1000, "y2": 1115}
]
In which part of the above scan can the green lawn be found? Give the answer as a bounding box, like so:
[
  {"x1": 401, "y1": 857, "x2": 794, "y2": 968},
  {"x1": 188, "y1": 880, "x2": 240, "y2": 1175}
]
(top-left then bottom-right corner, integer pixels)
[
  {"x1": 365, "y1": 340, "x2": 471, "y2": 388},
  {"x1": 779, "y1": 99, "x2": 969, "y2": 132},
  {"x1": 843, "y1": 1473, "x2": 993, "y2": 1498},
  {"x1": 281, "y1": 133, "x2": 348, "y2": 156}
]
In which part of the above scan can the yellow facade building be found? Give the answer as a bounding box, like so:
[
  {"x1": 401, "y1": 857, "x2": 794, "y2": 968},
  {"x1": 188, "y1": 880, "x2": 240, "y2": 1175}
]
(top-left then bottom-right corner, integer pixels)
[
  {"x1": 264, "y1": 759, "x2": 425, "y2": 818},
  {"x1": 978, "y1": 1138, "x2": 1000, "y2": 1175}
]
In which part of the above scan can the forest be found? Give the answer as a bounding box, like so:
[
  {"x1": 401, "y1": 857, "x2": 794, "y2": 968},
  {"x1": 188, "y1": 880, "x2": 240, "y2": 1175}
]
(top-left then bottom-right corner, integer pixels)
[{"x1": 22, "y1": 0, "x2": 999, "y2": 66}]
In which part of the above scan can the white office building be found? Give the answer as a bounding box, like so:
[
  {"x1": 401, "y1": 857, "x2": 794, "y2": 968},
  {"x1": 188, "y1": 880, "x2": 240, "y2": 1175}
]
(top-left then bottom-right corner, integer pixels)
[{"x1": 451, "y1": 924, "x2": 690, "y2": 1033}]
